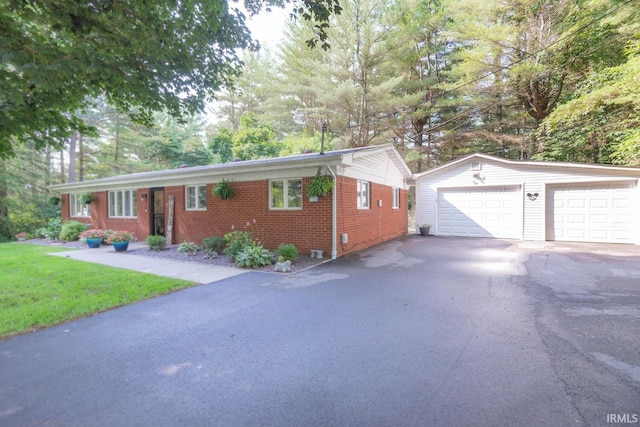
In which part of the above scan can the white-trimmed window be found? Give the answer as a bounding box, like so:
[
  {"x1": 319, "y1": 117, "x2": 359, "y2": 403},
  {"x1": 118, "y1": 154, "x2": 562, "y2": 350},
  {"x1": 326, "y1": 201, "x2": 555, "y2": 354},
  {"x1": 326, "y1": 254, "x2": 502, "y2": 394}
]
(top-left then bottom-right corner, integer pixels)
[
  {"x1": 357, "y1": 180, "x2": 370, "y2": 209},
  {"x1": 186, "y1": 185, "x2": 207, "y2": 211},
  {"x1": 392, "y1": 188, "x2": 400, "y2": 209},
  {"x1": 270, "y1": 179, "x2": 302, "y2": 210},
  {"x1": 108, "y1": 190, "x2": 137, "y2": 218},
  {"x1": 69, "y1": 194, "x2": 90, "y2": 217}
]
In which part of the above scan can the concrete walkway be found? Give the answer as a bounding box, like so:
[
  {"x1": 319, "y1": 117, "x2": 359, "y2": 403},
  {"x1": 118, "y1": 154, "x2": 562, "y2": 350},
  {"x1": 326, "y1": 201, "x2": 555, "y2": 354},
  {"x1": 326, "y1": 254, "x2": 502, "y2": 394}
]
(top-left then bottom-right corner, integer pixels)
[{"x1": 49, "y1": 243, "x2": 248, "y2": 284}]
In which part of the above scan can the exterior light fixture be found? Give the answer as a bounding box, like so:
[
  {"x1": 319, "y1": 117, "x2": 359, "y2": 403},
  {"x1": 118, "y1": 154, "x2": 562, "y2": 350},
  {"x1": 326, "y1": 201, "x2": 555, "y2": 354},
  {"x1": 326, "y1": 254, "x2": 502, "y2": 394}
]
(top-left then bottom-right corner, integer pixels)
[{"x1": 141, "y1": 193, "x2": 148, "y2": 201}]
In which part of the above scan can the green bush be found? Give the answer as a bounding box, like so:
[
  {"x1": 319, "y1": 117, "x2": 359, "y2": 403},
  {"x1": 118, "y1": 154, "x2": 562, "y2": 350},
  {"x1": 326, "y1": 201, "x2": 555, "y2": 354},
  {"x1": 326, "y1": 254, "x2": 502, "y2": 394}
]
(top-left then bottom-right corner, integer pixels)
[
  {"x1": 177, "y1": 241, "x2": 198, "y2": 255},
  {"x1": 277, "y1": 244, "x2": 299, "y2": 262},
  {"x1": 234, "y1": 243, "x2": 272, "y2": 268},
  {"x1": 59, "y1": 221, "x2": 89, "y2": 241},
  {"x1": 146, "y1": 235, "x2": 167, "y2": 251},
  {"x1": 223, "y1": 231, "x2": 252, "y2": 258},
  {"x1": 43, "y1": 217, "x2": 62, "y2": 240},
  {"x1": 202, "y1": 236, "x2": 226, "y2": 257}
]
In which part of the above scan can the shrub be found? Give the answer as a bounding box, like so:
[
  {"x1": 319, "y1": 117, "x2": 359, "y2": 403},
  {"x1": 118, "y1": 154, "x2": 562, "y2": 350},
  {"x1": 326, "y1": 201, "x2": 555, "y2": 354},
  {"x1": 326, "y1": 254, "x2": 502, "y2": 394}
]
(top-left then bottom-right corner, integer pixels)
[
  {"x1": 43, "y1": 217, "x2": 62, "y2": 240},
  {"x1": 177, "y1": 241, "x2": 199, "y2": 255},
  {"x1": 146, "y1": 235, "x2": 167, "y2": 251},
  {"x1": 59, "y1": 221, "x2": 89, "y2": 241},
  {"x1": 276, "y1": 244, "x2": 299, "y2": 262},
  {"x1": 234, "y1": 243, "x2": 273, "y2": 268},
  {"x1": 223, "y1": 231, "x2": 252, "y2": 258},
  {"x1": 202, "y1": 236, "x2": 226, "y2": 258}
]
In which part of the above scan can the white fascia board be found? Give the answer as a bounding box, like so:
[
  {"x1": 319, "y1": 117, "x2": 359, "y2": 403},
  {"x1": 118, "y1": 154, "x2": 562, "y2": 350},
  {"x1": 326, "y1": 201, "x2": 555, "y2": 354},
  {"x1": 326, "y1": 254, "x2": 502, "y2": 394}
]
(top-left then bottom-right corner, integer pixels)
[{"x1": 50, "y1": 157, "x2": 345, "y2": 193}]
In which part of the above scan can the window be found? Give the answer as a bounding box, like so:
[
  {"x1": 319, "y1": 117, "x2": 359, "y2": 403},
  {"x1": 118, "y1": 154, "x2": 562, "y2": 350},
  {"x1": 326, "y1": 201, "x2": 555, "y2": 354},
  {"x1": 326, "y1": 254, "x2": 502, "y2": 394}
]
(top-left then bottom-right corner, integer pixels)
[
  {"x1": 471, "y1": 161, "x2": 482, "y2": 171},
  {"x1": 69, "y1": 194, "x2": 90, "y2": 217},
  {"x1": 357, "y1": 180, "x2": 370, "y2": 209},
  {"x1": 108, "y1": 190, "x2": 137, "y2": 218},
  {"x1": 186, "y1": 185, "x2": 207, "y2": 210},
  {"x1": 392, "y1": 188, "x2": 400, "y2": 209},
  {"x1": 270, "y1": 179, "x2": 302, "y2": 210}
]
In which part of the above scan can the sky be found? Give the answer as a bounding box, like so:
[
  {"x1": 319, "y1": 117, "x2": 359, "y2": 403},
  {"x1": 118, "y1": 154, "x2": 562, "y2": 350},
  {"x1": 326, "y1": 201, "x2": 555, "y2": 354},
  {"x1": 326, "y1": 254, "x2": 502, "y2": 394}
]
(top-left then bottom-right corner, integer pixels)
[{"x1": 245, "y1": 6, "x2": 289, "y2": 50}]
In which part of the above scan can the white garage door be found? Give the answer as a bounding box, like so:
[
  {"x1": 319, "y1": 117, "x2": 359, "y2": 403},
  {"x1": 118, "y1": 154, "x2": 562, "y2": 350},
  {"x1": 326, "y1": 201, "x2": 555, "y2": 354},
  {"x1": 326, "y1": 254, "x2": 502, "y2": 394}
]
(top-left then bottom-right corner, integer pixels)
[
  {"x1": 437, "y1": 186, "x2": 522, "y2": 238},
  {"x1": 547, "y1": 182, "x2": 636, "y2": 244}
]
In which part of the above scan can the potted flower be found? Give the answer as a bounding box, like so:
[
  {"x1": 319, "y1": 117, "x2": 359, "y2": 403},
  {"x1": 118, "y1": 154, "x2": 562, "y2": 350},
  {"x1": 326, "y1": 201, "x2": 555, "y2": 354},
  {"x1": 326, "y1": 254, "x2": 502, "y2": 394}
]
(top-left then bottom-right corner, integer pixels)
[
  {"x1": 106, "y1": 231, "x2": 134, "y2": 252},
  {"x1": 80, "y1": 229, "x2": 105, "y2": 248},
  {"x1": 306, "y1": 175, "x2": 334, "y2": 202},
  {"x1": 419, "y1": 224, "x2": 431, "y2": 236}
]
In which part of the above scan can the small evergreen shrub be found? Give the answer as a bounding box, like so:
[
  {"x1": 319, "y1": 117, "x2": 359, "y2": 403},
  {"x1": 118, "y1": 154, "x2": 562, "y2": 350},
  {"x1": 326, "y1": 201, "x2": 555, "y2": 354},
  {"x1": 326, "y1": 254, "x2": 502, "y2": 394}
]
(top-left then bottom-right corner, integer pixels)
[
  {"x1": 59, "y1": 221, "x2": 89, "y2": 241},
  {"x1": 234, "y1": 243, "x2": 273, "y2": 268},
  {"x1": 146, "y1": 235, "x2": 167, "y2": 251},
  {"x1": 177, "y1": 241, "x2": 199, "y2": 255},
  {"x1": 202, "y1": 236, "x2": 226, "y2": 257},
  {"x1": 223, "y1": 231, "x2": 252, "y2": 258},
  {"x1": 277, "y1": 244, "x2": 299, "y2": 262}
]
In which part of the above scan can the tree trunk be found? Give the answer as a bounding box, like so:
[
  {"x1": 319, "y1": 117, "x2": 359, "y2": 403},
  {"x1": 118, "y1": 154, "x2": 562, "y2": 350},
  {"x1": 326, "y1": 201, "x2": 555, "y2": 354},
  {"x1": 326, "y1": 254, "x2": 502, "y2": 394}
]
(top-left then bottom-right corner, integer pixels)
[
  {"x1": 0, "y1": 160, "x2": 10, "y2": 239},
  {"x1": 79, "y1": 134, "x2": 84, "y2": 181},
  {"x1": 68, "y1": 131, "x2": 77, "y2": 183}
]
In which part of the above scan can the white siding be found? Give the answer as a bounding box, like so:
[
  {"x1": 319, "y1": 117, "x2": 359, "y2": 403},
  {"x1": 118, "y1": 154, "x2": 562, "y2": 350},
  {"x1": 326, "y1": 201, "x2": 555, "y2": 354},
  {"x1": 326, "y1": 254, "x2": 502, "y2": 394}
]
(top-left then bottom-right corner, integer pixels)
[
  {"x1": 416, "y1": 156, "x2": 640, "y2": 244},
  {"x1": 340, "y1": 148, "x2": 410, "y2": 189}
]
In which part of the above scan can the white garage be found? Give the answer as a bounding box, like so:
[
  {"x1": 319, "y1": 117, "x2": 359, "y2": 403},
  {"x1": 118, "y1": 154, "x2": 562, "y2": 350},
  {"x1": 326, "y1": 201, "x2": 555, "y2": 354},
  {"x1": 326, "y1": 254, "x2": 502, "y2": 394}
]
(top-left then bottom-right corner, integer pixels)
[{"x1": 415, "y1": 154, "x2": 640, "y2": 245}]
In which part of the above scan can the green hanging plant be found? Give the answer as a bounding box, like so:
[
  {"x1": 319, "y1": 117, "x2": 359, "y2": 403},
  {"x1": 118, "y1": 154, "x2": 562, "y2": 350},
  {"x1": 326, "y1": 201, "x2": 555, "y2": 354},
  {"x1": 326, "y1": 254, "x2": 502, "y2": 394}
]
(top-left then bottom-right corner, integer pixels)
[
  {"x1": 212, "y1": 179, "x2": 235, "y2": 200},
  {"x1": 48, "y1": 195, "x2": 62, "y2": 205},
  {"x1": 80, "y1": 193, "x2": 96, "y2": 204},
  {"x1": 306, "y1": 175, "x2": 334, "y2": 198}
]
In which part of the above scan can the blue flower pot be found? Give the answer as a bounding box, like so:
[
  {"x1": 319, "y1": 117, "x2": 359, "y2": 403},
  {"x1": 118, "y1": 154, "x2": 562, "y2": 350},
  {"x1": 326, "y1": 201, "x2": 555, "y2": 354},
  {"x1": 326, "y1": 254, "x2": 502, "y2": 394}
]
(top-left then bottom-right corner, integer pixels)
[
  {"x1": 86, "y1": 238, "x2": 102, "y2": 248},
  {"x1": 112, "y1": 241, "x2": 129, "y2": 252}
]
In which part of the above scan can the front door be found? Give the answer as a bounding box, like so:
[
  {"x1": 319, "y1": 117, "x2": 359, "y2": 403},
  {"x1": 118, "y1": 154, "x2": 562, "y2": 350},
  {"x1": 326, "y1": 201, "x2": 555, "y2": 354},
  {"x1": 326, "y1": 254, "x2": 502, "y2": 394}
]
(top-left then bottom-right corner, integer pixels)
[{"x1": 150, "y1": 188, "x2": 165, "y2": 236}]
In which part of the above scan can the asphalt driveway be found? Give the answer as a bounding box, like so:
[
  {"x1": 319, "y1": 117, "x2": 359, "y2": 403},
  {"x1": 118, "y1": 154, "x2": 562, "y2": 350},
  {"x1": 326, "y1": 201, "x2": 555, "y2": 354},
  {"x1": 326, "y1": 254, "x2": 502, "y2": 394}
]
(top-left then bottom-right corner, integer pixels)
[{"x1": 1, "y1": 236, "x2": 639, "y2": 426}]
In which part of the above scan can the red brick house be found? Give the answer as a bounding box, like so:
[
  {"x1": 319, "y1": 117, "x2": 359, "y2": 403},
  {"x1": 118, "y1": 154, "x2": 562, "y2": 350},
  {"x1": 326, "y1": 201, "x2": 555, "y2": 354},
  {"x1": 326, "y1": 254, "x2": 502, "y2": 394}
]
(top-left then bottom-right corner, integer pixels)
[{"x1": 51, "y1": 145, "x2": 412, "y2": 259}]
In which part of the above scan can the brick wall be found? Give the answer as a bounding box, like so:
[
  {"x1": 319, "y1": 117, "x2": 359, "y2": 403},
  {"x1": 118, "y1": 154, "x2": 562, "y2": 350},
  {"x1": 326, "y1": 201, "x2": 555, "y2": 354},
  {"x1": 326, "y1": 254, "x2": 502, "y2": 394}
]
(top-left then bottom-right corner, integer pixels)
[
  {"x1": 59, "y1": 176, "x2": 408, "y2": 257},
  {"x1": 335, "y1": 176, "x2": 408, "y2": 257},
  {"x1": 165, "y1": 179, "x2": 333, "y2": 255},
  {"x1": 64, "y1": 191, "x2": 148, "y2": 242}
]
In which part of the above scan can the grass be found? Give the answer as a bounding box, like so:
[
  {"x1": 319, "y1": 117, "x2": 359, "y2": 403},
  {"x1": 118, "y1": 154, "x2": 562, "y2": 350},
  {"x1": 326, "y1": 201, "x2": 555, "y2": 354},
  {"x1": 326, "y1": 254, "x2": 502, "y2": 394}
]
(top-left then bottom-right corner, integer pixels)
[{"x1": 0, "y1": 243, "x2": 197, "y2": 339}]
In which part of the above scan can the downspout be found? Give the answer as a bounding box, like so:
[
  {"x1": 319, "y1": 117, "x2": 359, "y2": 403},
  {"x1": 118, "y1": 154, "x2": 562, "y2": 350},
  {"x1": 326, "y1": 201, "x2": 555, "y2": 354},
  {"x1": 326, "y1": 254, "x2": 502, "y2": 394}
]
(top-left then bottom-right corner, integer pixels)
[{"x1": 327, "y1": 164, "x2": 338, "y2": 259}]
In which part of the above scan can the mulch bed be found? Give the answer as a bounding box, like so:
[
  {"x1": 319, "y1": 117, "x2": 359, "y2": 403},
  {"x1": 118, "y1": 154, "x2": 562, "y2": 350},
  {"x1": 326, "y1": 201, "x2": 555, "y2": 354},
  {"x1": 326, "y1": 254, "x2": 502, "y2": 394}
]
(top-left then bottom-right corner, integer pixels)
[{"x1": 27, "y1": 238, "x2": 327, "y2": 273}]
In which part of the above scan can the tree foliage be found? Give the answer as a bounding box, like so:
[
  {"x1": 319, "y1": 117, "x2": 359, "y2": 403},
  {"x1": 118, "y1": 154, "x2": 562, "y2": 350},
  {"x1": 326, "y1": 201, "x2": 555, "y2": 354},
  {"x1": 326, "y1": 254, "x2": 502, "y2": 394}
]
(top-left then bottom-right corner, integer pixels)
[{"x1": 0, "y1": 0, "x2": 342, "y2": 159}]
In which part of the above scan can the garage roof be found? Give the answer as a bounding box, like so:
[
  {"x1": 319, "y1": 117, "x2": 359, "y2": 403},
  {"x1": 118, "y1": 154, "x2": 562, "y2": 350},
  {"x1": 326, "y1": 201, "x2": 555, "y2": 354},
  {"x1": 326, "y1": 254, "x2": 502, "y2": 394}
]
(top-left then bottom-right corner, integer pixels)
[{"x1": 414, "y1": 153, "x2": 640, "y2": 179}]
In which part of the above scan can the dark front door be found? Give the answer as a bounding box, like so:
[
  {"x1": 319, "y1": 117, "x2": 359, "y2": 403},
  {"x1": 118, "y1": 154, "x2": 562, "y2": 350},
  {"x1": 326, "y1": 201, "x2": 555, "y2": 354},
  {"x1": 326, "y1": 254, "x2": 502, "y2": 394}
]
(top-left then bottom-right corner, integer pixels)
[{"x1": 150, "y1": 188, "x2": 165, "y2": 236}]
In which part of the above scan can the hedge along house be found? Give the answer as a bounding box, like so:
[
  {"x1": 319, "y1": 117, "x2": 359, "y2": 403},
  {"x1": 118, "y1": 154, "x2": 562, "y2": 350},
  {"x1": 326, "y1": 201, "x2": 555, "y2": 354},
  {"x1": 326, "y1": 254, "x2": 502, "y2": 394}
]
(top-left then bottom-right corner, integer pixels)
[
  {"x1": 415, "y1": 153, "x2": 640, "y2": 244},
  {"x1": 51, "y1": 145, "x2": 412, "y2": 259}
]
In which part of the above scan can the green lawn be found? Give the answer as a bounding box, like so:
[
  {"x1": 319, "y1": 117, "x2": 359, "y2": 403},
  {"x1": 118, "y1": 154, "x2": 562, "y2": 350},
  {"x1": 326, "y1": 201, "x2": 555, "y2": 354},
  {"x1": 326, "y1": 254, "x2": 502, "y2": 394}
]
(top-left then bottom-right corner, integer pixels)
[{"x1": 0, "y1": 243, "x2": 196, "y2": 339}]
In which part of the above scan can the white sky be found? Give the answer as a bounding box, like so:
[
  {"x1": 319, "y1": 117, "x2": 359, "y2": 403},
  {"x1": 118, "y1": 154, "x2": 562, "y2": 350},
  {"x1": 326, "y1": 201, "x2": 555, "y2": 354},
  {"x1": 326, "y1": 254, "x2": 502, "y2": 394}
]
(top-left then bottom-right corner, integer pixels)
[{"x1": 245, "y1": 6, "x2": 289, "y2": 50}]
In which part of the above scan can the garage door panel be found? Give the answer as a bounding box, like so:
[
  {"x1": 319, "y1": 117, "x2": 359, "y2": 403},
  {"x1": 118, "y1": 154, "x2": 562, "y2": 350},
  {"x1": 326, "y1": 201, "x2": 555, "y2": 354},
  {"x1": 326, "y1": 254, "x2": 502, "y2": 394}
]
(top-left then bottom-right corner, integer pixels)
[
  {"x1": 547, "y1": 182, "x2": 636, "y2": 244},
  {"x1": 437, "y1": 186, "x2": 521, "y2": 239}
]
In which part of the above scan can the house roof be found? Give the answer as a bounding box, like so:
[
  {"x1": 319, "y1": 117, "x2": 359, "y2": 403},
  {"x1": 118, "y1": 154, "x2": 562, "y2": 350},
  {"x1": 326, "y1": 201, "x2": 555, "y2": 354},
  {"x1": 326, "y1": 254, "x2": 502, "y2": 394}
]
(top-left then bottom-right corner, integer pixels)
[
  {"x1": 414, "y1": 153, "x2": 640, "y2": 180},
  {"x1": 51, "y1": 144, "x2": 410, "y2": 193}
]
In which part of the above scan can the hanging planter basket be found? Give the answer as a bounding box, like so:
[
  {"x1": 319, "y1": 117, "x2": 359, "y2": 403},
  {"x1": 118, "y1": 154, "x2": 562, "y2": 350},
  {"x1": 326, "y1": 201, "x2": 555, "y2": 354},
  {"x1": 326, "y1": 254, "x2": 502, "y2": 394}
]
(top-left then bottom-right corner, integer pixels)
[
  {"x1": 306, "y1": 175, "x2": 334, "y2": 201},
  {"x1": 212, "y1": 179, "x2": 235, "y2": 200},
  {"x1": 80, "y1": 193, "x2": 96, "y2": 204}
]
